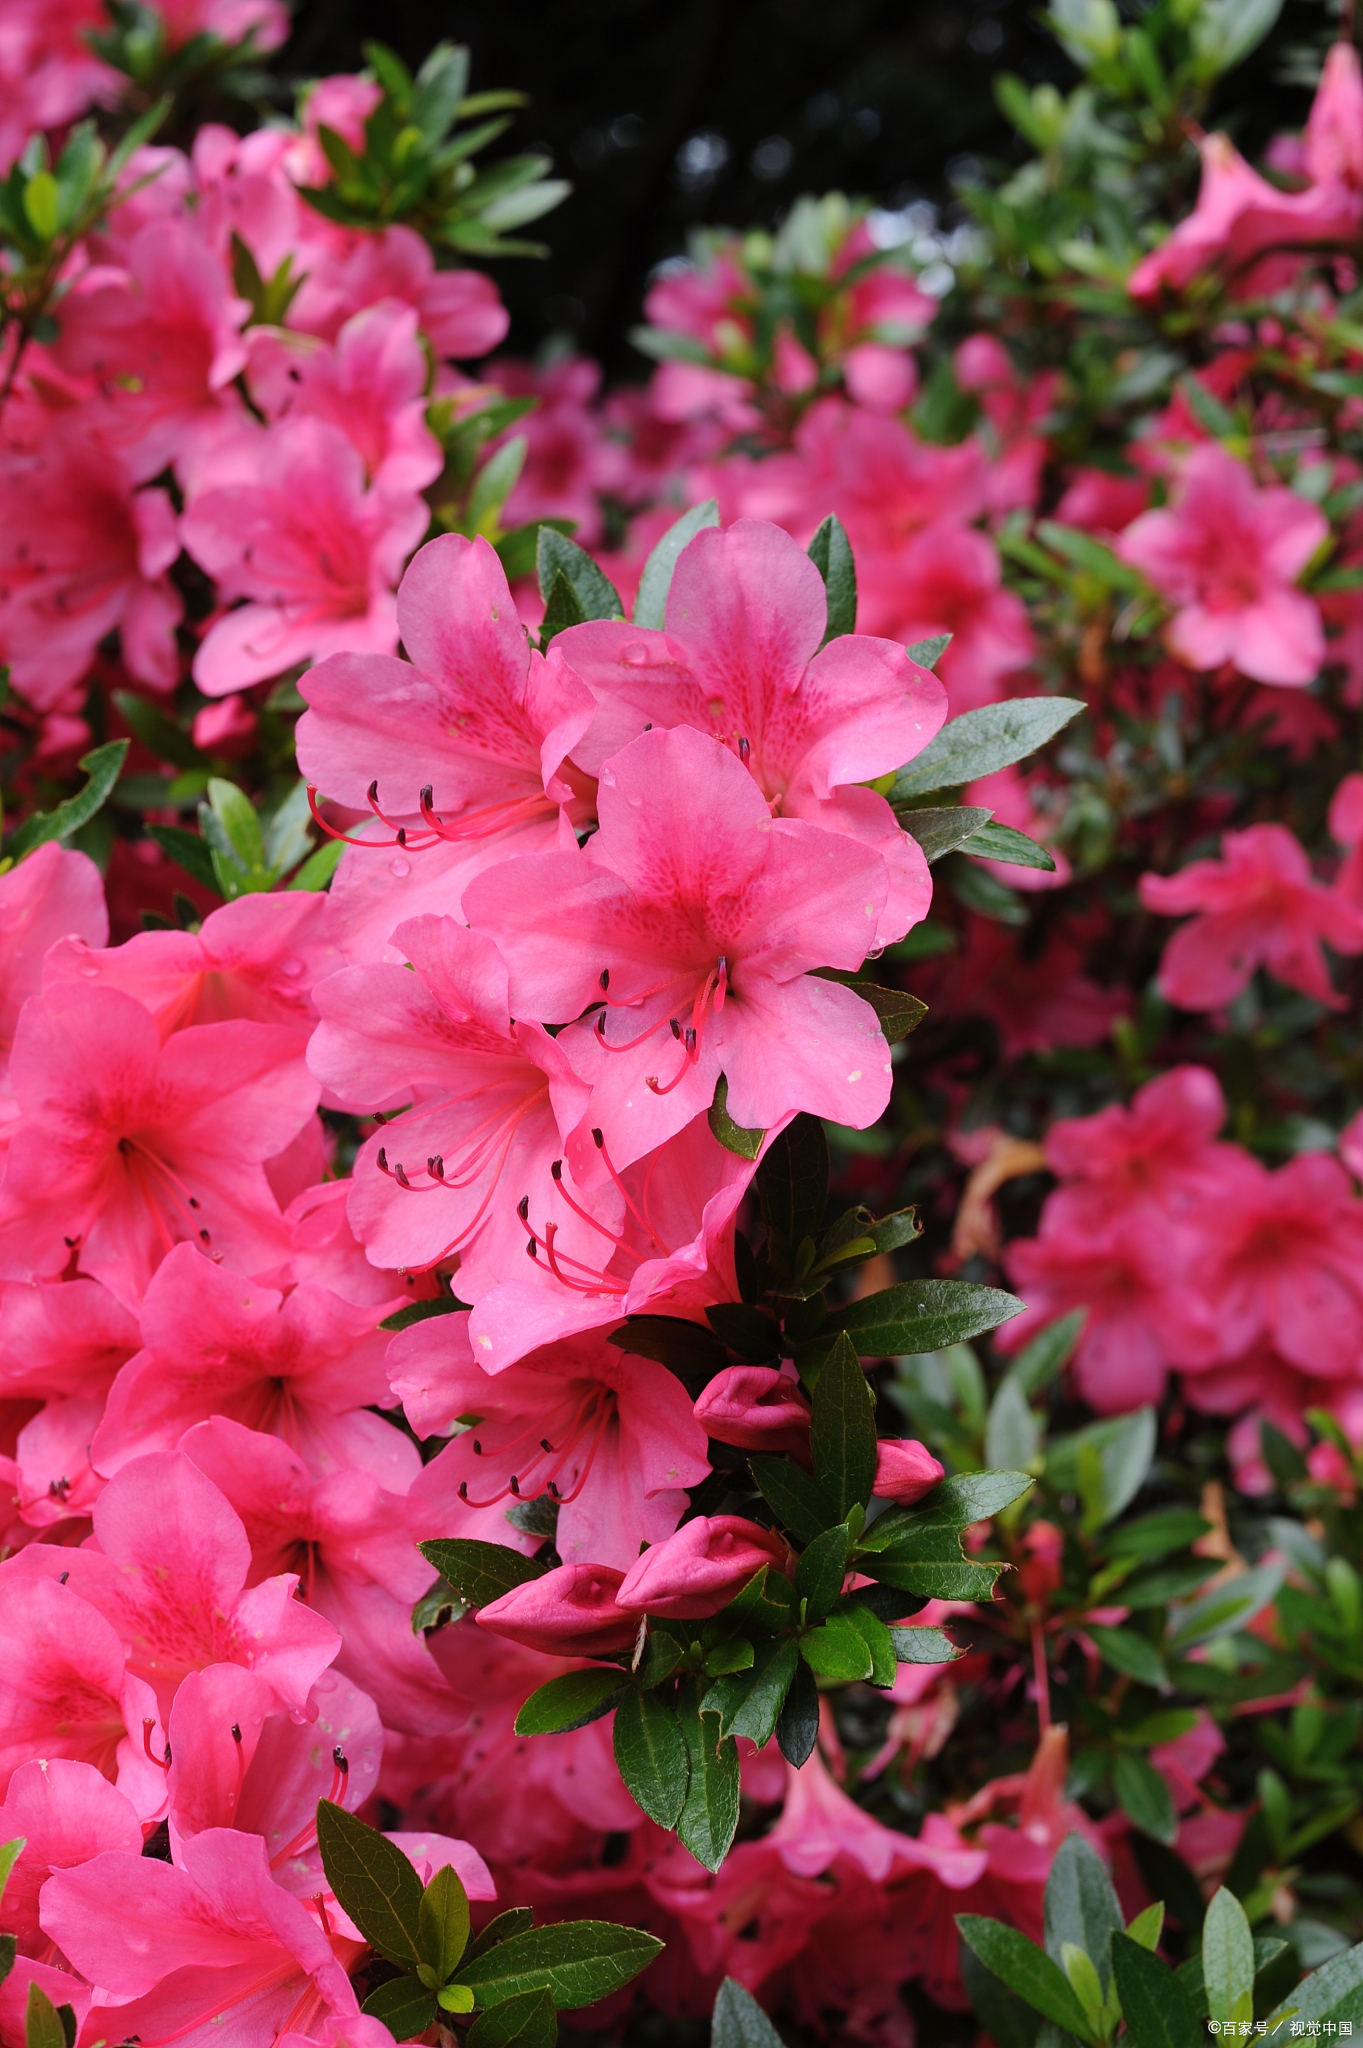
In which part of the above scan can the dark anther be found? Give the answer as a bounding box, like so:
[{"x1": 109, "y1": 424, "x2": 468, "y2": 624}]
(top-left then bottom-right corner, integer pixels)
[
  {"x1": 333, "y1": 1747, "x2": 349, "y2": 1773},
  {"x1": 669, "y1": 1017, "x2": 682, "y2": 1039},
  {"x1": 231, "y1": 1724, "x2": 242, "y2": 1743},
  {"x1": 509, "y1": 1475, "x2": 521, "y2": 1496},
  {"x1": 592, "y1": 1127, "x2": 604, "y2": 1147},
  {"x1": 367, "y1": 780, "x2": 379, "y2": 802},
  {"x1": 599, "y1": 968, "x2": 610, "y2": 990},
  {"x1": 551, "y1": 1159, "x2": 564, "y2": 1181},
  {"x1": 517, "y1": 1195, "x2": 530, "y2": 1222}
]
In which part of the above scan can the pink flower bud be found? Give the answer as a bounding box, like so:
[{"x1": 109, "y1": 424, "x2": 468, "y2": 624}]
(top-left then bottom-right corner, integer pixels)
[
  {"x1": 616, "y1": 1516, "x2": 791, "y2": 1620},
  {"x1": 473, "y1": 1563, "x2": 637, "y2": 1656},
  {"x1": 873, "y1": 1438, "x2": 945, "y2": 1505},
  {"x1": 693, "y1": 1365, "x2": 812, "y2": 1454}
]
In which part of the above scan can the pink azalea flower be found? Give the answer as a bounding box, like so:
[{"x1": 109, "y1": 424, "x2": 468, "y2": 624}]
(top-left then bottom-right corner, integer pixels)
[
  {"x1": 485, "y1": 357, "x2": 608, "y2": 545},
  {"x1": 0, "y1": 982, "x2": 315, "y2": 1307},
  {"x1": 51, "y1": 220, "x2": 250, "y2": 484},
  {"x1": 0, "y1": 422, "x2": 183, "y2": 708},
  {"x1": 466, "y1": 724, "x2": 894, "y2": 1167},
  {"x1": 310, "y1": 916, "x2": 610, "y2": 1297},
  {"x1": 90, "y1": 1240, "x2": 396, "y2": 1477},
  {"x1": 1330, "y1": 768, "x2": 1363, "y2": 908},
  {"x1": 878, "y1": 519, "x2": 1037, "y2": 712},
  {"x1": 473, "y1": 1561, "x2": 638, "y2": 1656},
  {"x1": 297, "y1": 535, "x2": 598, "y2": 958},
  {"x1": 285, "y1": 225, "x2": 509, "y2": 360},
  {"x1": 1, "y1": 1449, "x2": 341, "y2": 1720},
  {"x1": 693, "y1": 1362, "x2": 812, "y2": 1455},
  {"x1": 0, "y1": 1274, "x2": 138, "y2": 1402},
  {"x1": 179, "y1": 1418, "x2": 460, "y2": 1738},
  {"x1": 0, "y1": 1961, "x2": 90, "y2": 2048},
  {"x1": 767, "y1": 1748, "x2": 988, "y2": 1888},
  {"x1": 1041, "y1": 1064, "x2": 1253, "y2": 1230},
  {"x1": 3, "y1": 1392, "x2": 108, "y2": 1531},
  {"x1": 873, "y1": 1439, "x2": 944, "y2": 1504},
  {"x1": 156, "y1": 0, "x2": 289, "y2": 48},
  {"x1": 182, "y1": 415, "x2": 428, "y2": 695},
  {"x1": 616, "y1": 1516, "x2": 790, "y2": 1619},
  {"x1": 42, "y1": 1827, "x2": 362, "y2": 2048},
  {"x1": 1139, "y1": 822, "x2": 1363, "y2": 1009},
  {"x1": 245, "y1": 301, "x2": 443, "y2": 494},
  {"x1": 1128, "y1": 130, "x2": 1362, "y2": 302},
  {"x1": 0, "y1": 1757, "x2": 142, "y2": 1951},
  {"x1": 0, "y1": 1575, "x2": 168, "y2": 1815},
  {"x1": 468, "y1": 1109, "x2": 757, "y2": 1373},
  {"x1": 556, "y1": 517, "x2": 943, "y2": 948},
  {"x1": 1118, "y1": 445, "x2": 1328, "y2": 686},
  {"x1": 1304, "y1": 41, "x2": 1363, "y2": 191},
  {"x1": 397, "y1": 1321, "x2": 710, "y2": 1569},
  {"x1": 0, "y1": 842, "x2": 106, "y2": 1126},
  {"x1": 44, "y1": 888, "x2": 341, "y2": 1046},
  {"x1": 0, "y1": 0, "x2": 118, "y2": 172}
]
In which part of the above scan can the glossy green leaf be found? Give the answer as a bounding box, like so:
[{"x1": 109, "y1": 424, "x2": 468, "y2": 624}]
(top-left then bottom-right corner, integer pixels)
[
  {"x1": 1110, "y1": 1932, "x2": 1203, "y2": 2048},
  {"x1": 418, "y1": 1860, "x2": 470, "y2": 1984},
  {"x1": 1264, "y1": 1940, "x2": 1363, "y2": 2042},
  {"x1": 956, "y1": 1917, "x2": 1094, "y2": 2038},
  {"x1": 675, "y1": 1678, "x2": 740, "y2": 1871},
  {"x1": 703, "y1": 1637, "x2": 799, "y2": 1747},
  {"x1": 536, "y1": 526, "x2": 621, "y2": 620},
  {"x1": 466, "y1": 1987, "x2": 558, "y2": 2048},
  {"x1": 613, "y1": 1688, "x2": 689, "y2": 1829},
  {"x1": 459, "y1": 1920, "x2": 663, "y2": 2008},
  {"x1": 826, "y1": 1279, "x2": 1026, "y2": 1358},
  {"x1": 464, "y1": 1908, "x2": 537, "y2": 1965},
  {"x1": 707, "y1": 1073, "x2": 765, "y2": 1158},
  {"x1": 800, "y1": 1610, "x2": 874, "y2": 1681},
  {"x1": 961, "y1": 1946, "x2": 1043, "y2": 2048},
  {"x1": 633, "y1": 498, "x2": 719, "y2": 627},
  {"x1": 1202, "y1": 1887, "x2": 1256, "y2": 2026},
  {"x1": 749, "y1": 1455, "x2": 839, "y2": 1544},
  {"x1": 959, "y1": 819, "x2": 1056, "y2": 869},
  {"x1": 316, "y1": 1800, "x2": 423, "y2": 1965},
  {"x1": 1044, "y1": 1833, "x2": 1124, "y2": 1996},
  {"x1": 795, "y1": 1522, "x2": 849, "y2": 1622},
  {"x1": 515, "y1": 1670, "x2": 627, "y2": 1736},
  {"x1": 899, "y1": 805, "x2": 993, "y2": 863},
  {"x1": 810, "y1": 1332, "x2": 877, "y2": 1517},
  {"x1": 807, "y1": 512, "x2": 857, "y2": 642},
  {"x1": 775, "y1": 1656, "x2": 819, "y2": 1766},
  {"x1": 419, "y1": 1540, "x2": 547, "y2": 1608},
  {"x1": 892, "y1": 698, "x2": 1083, "y2": 800},
  {"x1": 712, "y1": 1976, "x2": 786, "y2": 2047},
  {"x1": 843, "y1": 1601, "x2": 898, "y2": 1686}
]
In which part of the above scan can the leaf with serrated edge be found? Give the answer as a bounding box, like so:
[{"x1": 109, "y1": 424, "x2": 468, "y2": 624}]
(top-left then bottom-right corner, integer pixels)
[
  {"x1": 613, "y1": 1688, "x2": 688, "y2": 1829},
  {"x1": 316, "y1": 1800, "x2": 423, "y2": 1966}
]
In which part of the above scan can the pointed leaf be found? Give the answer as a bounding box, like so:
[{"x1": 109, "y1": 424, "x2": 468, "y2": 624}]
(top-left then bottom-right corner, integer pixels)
[
  {"x1": 514, "y1": 1671, "x2": 627, "y2": 1736},
  {"x1": 1110, "y1": 1932, "x2": 1204, "y2": 2048},
  {"x1": 419, "y1": 1540, "x2": 547, "y2": 1609},
  {"x1": 800, "y1": 1611, "x2": 874, "y2": 1681},
  {"x1": 418, "y1": 1862, "x2": 470, "y2": 1984},
  {"x1": 703, "y1": 1637, "x2": 799, "y2": 1747},
  {"x1": 459, "y1": 1922, "x2": 663, "y2": 2008},
  {"x1": 900, "y1": 805, "x2": 994, "y2": 863},
  {"x1": 1088, "y1": 1626, "x2": 1168, "y2": 1690},
  {"x1": 1008, "y1": 1311, "x2": 1086, "y2": 1397},
  {"x1": 889, "y1": 1624, "x2": 964, "y2": 1663},
  {"x1": 1044, "y1": 1834, "x2": 1124, "y2": 1996},
  {"x1": 1112, "y1": 1751, "x2": 1178, "y2": 1845},
  {"x1": 467, "y1": 1987, "x2": 558, "y2": 2048},
  {"x1": 810, "y1": 1333, "x2": 877, "y2": 1517},
  {"x1": 956, "y1": 1917, "x2": 1094, "y2": 2038},
  {"x1": 960, "y1": 1946, "x2": 1043, "y2": 2048},
  {"x1": 536, "y1": 527, "x2": 621, "y2": 619},
  {"x1": 757, "y1": 1113, "x2": 829, "y2": 1275},
  {"x1": 712, "y1": 1976, "x2": 786, "y2": 2048},
  {"x1": 843, "y1": 1601, "x2": 898, "y2": 1686},
  {"x1": 775, "y1": 1656, "x2": 819, "y2": 1766},
  {"x1": 893, "y1": 698, "x2": 1083, "y2": 799},
  {"x1": 1202, "y1": 1887, "x2": 1256, "y2": 2026},
  {"x1": 807, "y1": 513, "x2": 857, "y2": 642},
  {"x1": 795, "y1": 1523, "x2": 849, "y2": 1622},
  {"x1": 826, "y1": 1280, "x2": 1025, "y2": 1358},
  {"x1": 633, "y1": 499, "x2": 719, "y2": 628},
  {"x1": 907, "y1": 633, "x2": 952, "y2": 668},
  {"x1": 360, "y1": 1980, "x2": 434, "y2": 2038},
  {"x1": 960, "y1": 820, "x2": 1057, "y2": 871},
  {"x1": 1264, "y1": 1941, "x2": 1363, "y2": 2043},
  {"x1": 8, "y1": 741, "x2": 129, "y2": 859},
  {"x1": 676, "y1": 1677, "x2": 740, "y2": 1871},
  {"x1": 316, "y1": 1801, "x2": 423, "y2": 1965},
  {"x1": 464, "y1": 1908, "x2": 537, "y2": 1964},
  {"x1": 613, "y1": 1688, "x2": 688, "y2": 1829},
  {"x1": 23, "y1": 1985, "x2": 64, "y2": 2048},
  {"x1": 749, "y1": 1455, "x2": 839, "y2": 1544},
  {"x1": 708, "y1": 1073, "x2": 765, "y2": 1158},
  {"x1": 0, "y1": 1839, "x2": 25, "y2": 1907}
]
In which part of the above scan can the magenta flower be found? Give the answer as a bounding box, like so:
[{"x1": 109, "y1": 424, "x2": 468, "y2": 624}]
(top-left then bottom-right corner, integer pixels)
[
  {"x1": 693, "y1": 1363, "x2": 812, "y2": 1455},
  {"x1": 473, "y1": 1561, "x2": 638, "y2": 1656},
  {"x1": 396, "y1": 1321, "x2": 710, "y2": 1569},
  {"x1": 558, "y1": 517, "x2": 942, "y2": 947},
  {"x1": 182, "y1": 415, "x2": 428, "y2": 695},
  {"x1": 872, "y1": 1439, "x2": 945, "y2": 1504},
  {"x1": 0, "y1": 1756, "x2": 141, "y2": 1950},
  {"x1": 466, "y1": 724, "x2": 894, "y2": 1167},
  {"x1": 245, "y1": 300, "x2": 443, "y2": 495},
  {"x1": 615, "y1": 1516, "x2": 790, "y2": 1620},
  {"x1": 1139, "y1": 822, "x2": 1363, "y2": 1009},
  {"x1": 0, "y1": 842, "x2": 106, "y2": 1097},
  {"x1": 0, "y1": 981, "x2": 316, "y2": 1306},
  {"x1": 1193, "y1": 1153, "x2": 1363, "y2": 1380},
  {"x1": 1118, "y1": 445, "x2": 1328, "y2": 686}
]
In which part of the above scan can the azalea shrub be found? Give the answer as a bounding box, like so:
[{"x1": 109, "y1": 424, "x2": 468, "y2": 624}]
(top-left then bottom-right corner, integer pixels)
[{"x1": 8, "y1": 1, "x2": 1363, "y2": 2045}]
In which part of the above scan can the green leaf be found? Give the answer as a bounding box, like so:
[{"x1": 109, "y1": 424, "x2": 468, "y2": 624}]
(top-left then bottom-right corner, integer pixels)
[
  {"x1": 756, "y1": 1113, "x2": 829, "y2": 1275},
  {"x1": 21, "y1": 170, "x2": 60, "y2": 240},
  {"x1": 1112, "y1": 1752, "x2": 1177, "y2": 1846},
  {"x1": 843, "y1": 1601, "x2": 898, "y2": 1686},
  {"x1": 459, "y1": 1921, "x2": 664, "y2": 2009},
  {"x1": 795, "y1": 1523, "x2": 849, "y2": 1623},
  {"x1": 775, "y1": 1656, "x2": 819, "y2": 1766},
  {"x1": 749, "y1": 1455, "x2": 839, "y2": 1544},
  {"x1": 610, "y1": 1314, "x2": 729, "y2": 1380},
  {"x1": 1120, "y1": 1560, "x2": 1219, "y2": 1609},
  {"x1": 1128, "y1": 1836, "x2": 1206, "y2": 1935},
  {"x1": 1126, "y1": 1903, "x2": 1165, "y2": 1952},
  {"x1": 316, "y1": 1800, "x2": 423, "y2": 1966},
  {"x1": 712, "y1": 1976, "x2": 785, "y2": 2048},
  {"x1": 412, "y1": 1574, "x2": 464, "y2": 1634},
  {"x1": 467, "y1": 1987, "x2": 558, "y2": 2048},
  {"x1": 1203, "y1": 1887, "x2": 1256, "y2": 2027},
  {"x1": 907, "y1": 632, "x2": 952, "y2": 669},
  {"x1": 144, "y1": 824, "x2": 220, "y2": 892},
  {"x1": 633, "y1": 499, "x2": 719, "y2": 628},
  {"x1": 363, "y1": 1977, "x2": 436, "y2": 2038},
  {"x1": 23, "y1": 1984, "x2": 65, "y2": 2048},
  {"x1": 986, "y1": 1378, "x2": 1042, "y2": 1473},
  {"x1": 468, "y1": 434, "x2": 526, "y2": 530},
  {"x1": 810, "y1": 1332, "x2": 877, "y2": 1518},
  {"x1": 0, "y1": 1838, "x2": 26, "y2": 1908},
  {"x1": 1008, "y1": 1311, "x2": 1085, "y2": 1397},
  {"x1": 1264, "y1": 1941, "x2": 1363, "y2": 2043},
  {"x1": 1044, "y1": 1834, "x2": 1124, "y2": 1997},
  {"x1": 889, "y1": 1624, "x2": 963, "y2": 1663},
  {"x1": 824, "y1": 1279, "x2": 1025, "y2": 1358},
  {"x1": 707, "y1": 1073, "x2": 765, "y2": 1159},
  {"x1": 419, "y1": 1861, "x2": 470, "y2": 1985},
  {"x1": 807, "y1": 513, "x2": 857, "y2": 642},
  {"x1": 8, "y1": 742, "x2": 129, "y2": 859},
  {"x1": 1103, "y1": 1511, "x2": 1211, "y2": 1562},
  {"x1": 801, "y1": 1610, "x2": 874, "y2": 1682},
  {"x1": 613, "y1": 1688, "x2": 689, "y2": 1829},
  {"x1": 960, "y1": 1947, "x2": 1042, "y2": 2048},
  {"x1": 899, "y1": 805, "x2": 994, "y2": 864},
  {"x1": 535, "y1": 527, "x2": 621, "y2": 621},
  {"x1": 113, "y1": 690, "x2": 201, "y2": 771},
  {"x1": 892, "y1": 698, "x2": 1083, "y2": 800},
  {"x1": 1046, "y1": 1410, "x2": 1155, "y2": 1528},
  {"x1": 706, "y1": 1302, "x2": 780, "y2": 1362},
  {"x1": 1035, "y1": 520, "x2": 1146, "y2": 593},
  {"x1": 514, "y1": 1671, "x2": 627, "y2": 1736},
  {"x1": 380, "y1": 1296, "x2": 468, "y2": 1335},
  {"x1": 538, "y1": 568, "x2": 587, "y2": 647},
  {"x1": 1110, "y1": 1932, "x2": 1203, "y2": 2048},
  {"x1": 419, "y1": 1540, "x2": 547, "y2": 1608},
  {"x1": 869, "y1": 1470, "x2": 1035, "y2": 1537},
  {"x1": 464, "y1": 1908, "x2": 537, "y2": 1965},
  {"x1": 1087, "y1": 1625, "x2": 1168, "y2": 1690},
  {"x1": 675, "y1": 1679, "x2": 740, "y2": 1872},
  {"x1": 837, "y1": 978, "x2": 927, "y2": 1043},
  {"x1": 956, "y1": 1917, "x2": 1094, "y2": 2039},
  {"x1": 1190, "y1": 0, "x2": 1283, "y2": 72},
  {"x1": 960, "y1": 821, "x2": 1057, "y2": 871},
  {"x1": 1168, "y1": 1563, "x2": 1284, "y2": 1652},
  {"x1": 703, "y1": 1637, "x2": 799, "y2": 1747}
]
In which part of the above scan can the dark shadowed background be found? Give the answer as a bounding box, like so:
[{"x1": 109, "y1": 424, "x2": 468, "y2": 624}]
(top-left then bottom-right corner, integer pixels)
[{"x1": 276, "y1": 0, "x2": 1333, "y2": 376}]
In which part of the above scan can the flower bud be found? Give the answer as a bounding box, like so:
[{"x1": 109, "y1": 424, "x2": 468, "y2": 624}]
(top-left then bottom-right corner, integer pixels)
[
  {"x1": 693, "y1": 1364, "x2": 811, "y2": 1454},
  {"x1": 873, "y1": 1437, "x2": 945, "y2": 1505},
  {"x1": 473, "y1": 1563, "x2": 637, "y2": 1655},
  {"x1": 616, "y1": 1516, "x2": 790, "y2": 1620}
]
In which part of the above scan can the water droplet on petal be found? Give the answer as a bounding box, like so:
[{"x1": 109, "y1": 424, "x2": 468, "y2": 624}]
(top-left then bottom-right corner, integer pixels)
[
  {"x1": 79, "y1": 963, "x2": 100, "y2": 979},
  {"x1": 622, "y1": 642, "x2": 650, "y2": 667},
  {"x1": 390, "y1": 856, "x2": 411, "y2": 877},
  {"x1": 281, "y1": 956, "x2": 305, "y2": 978}
]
